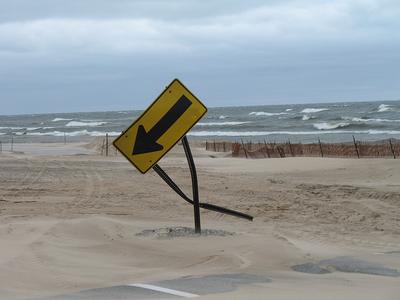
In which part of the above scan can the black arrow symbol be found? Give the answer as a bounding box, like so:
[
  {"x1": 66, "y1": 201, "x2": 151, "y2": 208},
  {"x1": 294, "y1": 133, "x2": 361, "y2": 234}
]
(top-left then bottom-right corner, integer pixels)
[{"x1": 132, "y1": 95, "x2": 192, "y2": 155}]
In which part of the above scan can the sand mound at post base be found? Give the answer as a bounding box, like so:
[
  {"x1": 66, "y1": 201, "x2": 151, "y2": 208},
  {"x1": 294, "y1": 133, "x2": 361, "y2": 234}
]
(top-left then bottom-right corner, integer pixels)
[{"x1": 135, "y1": 226, "x2": 235, "y2": 239}]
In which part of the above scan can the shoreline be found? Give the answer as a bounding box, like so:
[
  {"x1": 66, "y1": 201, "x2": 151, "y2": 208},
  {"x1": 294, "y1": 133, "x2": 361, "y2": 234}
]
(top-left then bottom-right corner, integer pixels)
[{"x1": 1, "y1": 138, "x2": 399, "y2": 158}]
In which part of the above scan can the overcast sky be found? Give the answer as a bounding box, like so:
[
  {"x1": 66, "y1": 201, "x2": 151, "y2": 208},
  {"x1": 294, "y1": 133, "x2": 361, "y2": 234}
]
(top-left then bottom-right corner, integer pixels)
[{"x1": 0, "y1": 0, "x2": 399, "y2": 114}]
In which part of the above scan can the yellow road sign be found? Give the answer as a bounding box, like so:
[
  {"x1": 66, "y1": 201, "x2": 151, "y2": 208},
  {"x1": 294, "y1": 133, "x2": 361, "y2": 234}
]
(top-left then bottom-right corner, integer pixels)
[{"x1": 113, "y1": 79, "x2": 207, "y2": 173}]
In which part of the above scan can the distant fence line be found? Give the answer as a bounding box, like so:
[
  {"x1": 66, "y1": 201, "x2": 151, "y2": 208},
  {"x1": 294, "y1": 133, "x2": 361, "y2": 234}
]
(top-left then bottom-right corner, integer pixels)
[
  {"x1": 99, "y1": 133, "x2": 119, "y2": 156},
  {"x1": 205, "y1": 140, "x2": 232, "y2": 152},
  {"x1": 205, "y1": 138, "x2": 399, "y2": 159}
]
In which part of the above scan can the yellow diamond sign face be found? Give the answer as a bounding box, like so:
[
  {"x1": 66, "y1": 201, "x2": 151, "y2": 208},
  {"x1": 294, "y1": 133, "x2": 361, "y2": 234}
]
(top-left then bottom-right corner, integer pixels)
[{"x1": 113, "y1": 79, "x2": 207, "y2": 174}]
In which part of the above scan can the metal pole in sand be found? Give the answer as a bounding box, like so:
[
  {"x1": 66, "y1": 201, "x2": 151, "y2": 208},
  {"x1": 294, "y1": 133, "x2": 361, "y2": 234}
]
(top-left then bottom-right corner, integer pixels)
[
  {"x1": 105, "y1": 133, "x2": 109, "y2": 157},
  {"x1": 241, "y1": 139, "x2": 248, "y2": 159},
  {"x1": 264, "y1": 139, "x2": 270, "y2": 158},
  {"x1": 318, "y1": 138, "x2": 324, "y2": 157},
  {"x1": 389, "y1": 139, "x2": 396, "y2": 159},
  {"x1": 181, "y1": 136, "x2": 201, "y2": 234},
  {"x1": 352, "y1": 135, "x2": 360, "y2": 158},
  {"x1": 288, "y1": 139, "x2": 294, "y2": 157}
]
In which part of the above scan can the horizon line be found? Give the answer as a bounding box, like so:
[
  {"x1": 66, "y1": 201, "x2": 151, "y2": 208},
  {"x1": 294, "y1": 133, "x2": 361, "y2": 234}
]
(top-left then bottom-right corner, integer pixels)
[{"x1": 1, "y1": 98, "x2": 399, "y2": 117}]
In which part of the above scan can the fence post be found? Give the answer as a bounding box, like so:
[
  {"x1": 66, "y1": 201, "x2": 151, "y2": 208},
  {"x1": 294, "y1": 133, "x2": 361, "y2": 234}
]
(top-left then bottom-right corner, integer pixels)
[
  {"x1": 105, "y1": 133, "x2": 109, "y2": 156},
  {"x1": 11, "y1": 134, "x2": 13, "y2": 152},
  {"x1": 352, "y1": 135, "x2": 360, "y2": 158},
  {"x1": 288, "y1": 139, "x2": 294, "y2": 157},
  {"x1": 389, "y1": 139, "x2": 396, "y2": 159},
  {"x1": 101, "y1": 139, "x2": 105, "y2": 156},
  {"x1": 205, "y1": 140, "x2": 208, "y2": 150},
  {"x1": 0, "y1": 140, "x2": 2, "y2": 153},
  {"x1": 64, "y1": 132, "x2": 66, "y2": 145},
  {"x1": 278, "y1": 146, "x2": 285, "y2": 158},
  {"x1": 264, "y1": 139, "x2": 270, "y2": 158},
  {"x1": 223, "y1": 141, "x2": 226, "y2": 152},
  {"x1": 259, "y1": 140, "x2": 266, "y2": 158},
  {"x1": 241, "y1": 139, "x2": 248, "y2": 159},
  {"x1": 213, "y1": 140, "x2": 216, "y2": 151},
  {"x1": 318, "y1": 138, "x2": 324, "y2": 157},
  {"x1": 299, "y1": 142, "x2": 304, "y2": 156}
]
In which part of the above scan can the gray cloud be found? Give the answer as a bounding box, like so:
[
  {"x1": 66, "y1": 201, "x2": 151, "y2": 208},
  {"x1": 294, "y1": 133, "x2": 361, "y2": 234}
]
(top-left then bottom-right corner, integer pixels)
[
  {"x1": 1, "y1": 0, "x2": 399, "y2": 54},
  {"x1": 0, "y1": 0, "x2": 399, "y2": 114}
]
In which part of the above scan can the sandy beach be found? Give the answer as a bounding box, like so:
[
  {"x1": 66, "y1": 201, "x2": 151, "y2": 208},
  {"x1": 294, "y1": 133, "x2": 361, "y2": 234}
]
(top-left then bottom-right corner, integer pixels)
[{"x1": 0, "y1": 141, "x2": 399, "y2": 299}]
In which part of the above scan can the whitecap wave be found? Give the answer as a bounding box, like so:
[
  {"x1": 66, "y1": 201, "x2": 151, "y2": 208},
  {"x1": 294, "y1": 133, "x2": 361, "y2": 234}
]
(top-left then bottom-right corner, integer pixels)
[
  {"x1": 313, "y1": 122, "x2": 350, "y2": 130},
  {"x1": 301, "y1": 108, "x2": 329, "y2": 113},
  {"x1": 196, "y1": 121, "x2": 251, "y2": 126},
  {"x1": 377, "y1": 104, "x2": 391, "y2": 112},
  {"x1": 66, "y1": 121, "x2": 108, "y2": 127},
  {"x1": 52, "y1": 118, "x2": 72, "y2": 122},
  {"x1": 218, "y1": 115, "x2": 227, "y2": 119},
  {"x1": 285, "y1": 108, "x2": 293, "y2": 112},
  {"x1": 302, "y1": 115, "x2": 314, "y2": 121},
  {"x1": 28, "y1": 130, "x2": 120, "y2": 137},
  {"x1": 346, "y1": 117, "x2": 400, "y2": 123},
  {"x1": 249, "y1": 111, "x2": 288, "y2": 116}
]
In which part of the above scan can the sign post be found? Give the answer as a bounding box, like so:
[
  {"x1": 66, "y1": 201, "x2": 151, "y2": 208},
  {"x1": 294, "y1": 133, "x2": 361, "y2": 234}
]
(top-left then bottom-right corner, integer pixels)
[
  {"x1": 113, "y1": 79, "x2": 253, "y2": 233},
  {"x1": 182, "y1": 136, "x2": 201, "y2": 233}
]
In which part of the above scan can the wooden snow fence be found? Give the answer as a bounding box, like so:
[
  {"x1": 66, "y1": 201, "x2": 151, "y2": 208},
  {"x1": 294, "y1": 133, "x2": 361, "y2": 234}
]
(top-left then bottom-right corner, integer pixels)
[{"x1": 205, "y1": 138, "x2": 400, "y2": 159}]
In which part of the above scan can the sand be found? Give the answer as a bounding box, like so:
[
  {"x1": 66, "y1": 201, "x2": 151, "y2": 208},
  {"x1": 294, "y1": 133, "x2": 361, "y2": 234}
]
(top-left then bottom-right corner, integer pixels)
[{"x1": 0, "y1": 141, "x2": 399, "y2": 299}]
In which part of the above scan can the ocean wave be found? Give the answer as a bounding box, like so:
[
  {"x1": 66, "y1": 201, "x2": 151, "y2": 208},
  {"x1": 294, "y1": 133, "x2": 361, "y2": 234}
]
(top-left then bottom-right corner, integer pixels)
[
  {"x1": 367, "y1": 130, "x2": 400, "y2": 134},
  {"x1": 188, "y1": 130, "x2": 400, "y2": 137},
  {"x1": 218, "y1": 115, "x2": 227, "y2": 119},
  {"x1": 301, "y1": 108, "x2": 329, "y2": 113},
  {"x1": 52, "y1": 118, "x2": 72, "y2": 122},
  {"x1": 28, "y1": 130, "x2": 120, "y2": 137},
  {"x1": 377, "y1": 104, "x2": 391, "y2": 112},
  {"x1": 249, "y1": 111, "x2": 288, "y2": 116},
  {"x1": 26, "y1": 127, "x2": 41, "y2": 131},
  {"x1": 0, "y1": 126, "x2": 26, "y2": 130},
  {"x1": 196, "y1": 121, "x2": 251, "y2": 126},
  {"x1": 345, "y1": 117, "x2": 400, "y2": 123},
  {"x1": 302, "y1": 115, "x2": 315, "y2": 121},
  {"x1": 285, "y1": 108, "x2": 293, "y2": 112},
  {"x1": 313, "y1": 122, "x2": 350, "y2": 130},
  {"x1": 66, "y1": 121, "x2": 108, "y2": 127}
]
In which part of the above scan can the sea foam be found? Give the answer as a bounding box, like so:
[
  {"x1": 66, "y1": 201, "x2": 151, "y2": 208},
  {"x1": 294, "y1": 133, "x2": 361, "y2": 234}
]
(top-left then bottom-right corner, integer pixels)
[
  {"x1": 301, "y1": 108, "x2": 329, "y2": 113},
  {"x1": 28, "y1": 130, "x2": 120, "y2": 137},
  {"x1": 249, "y1": 111, "x2": 288, "y2": 116},
  {"x1": 346, "y1": 117, "x2": 400, "y2": 123},
  {"x1": 302, "y1": 115, "x2": 313, "y2": 121},
  {"x1": 377, "y1": 104, "x2": 391, "y2": 112},
  {"x1": 66, "y1": 121, "x2": 108, "y2": 127},
  {"x1": 313, "y1": 122, "x2": 350, "y2": 130},
  {"x1": 52, "y1": 118, "x2": 72, "y2": 122}
]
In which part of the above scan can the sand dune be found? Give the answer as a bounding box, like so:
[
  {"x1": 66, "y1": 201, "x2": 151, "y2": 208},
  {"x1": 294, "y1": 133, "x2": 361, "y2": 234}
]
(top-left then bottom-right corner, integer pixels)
[{"x1": 0, "y1": 142, "x2": 399, "y2": 299}]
